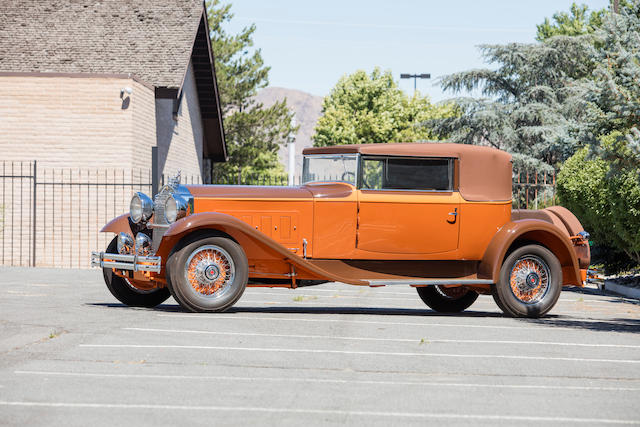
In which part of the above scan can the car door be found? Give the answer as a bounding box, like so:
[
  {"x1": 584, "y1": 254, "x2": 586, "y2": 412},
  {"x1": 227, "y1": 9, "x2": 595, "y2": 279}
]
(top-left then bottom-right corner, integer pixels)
[{"x1": 356, "y1": 156, "x2": 460, "y2": 255}]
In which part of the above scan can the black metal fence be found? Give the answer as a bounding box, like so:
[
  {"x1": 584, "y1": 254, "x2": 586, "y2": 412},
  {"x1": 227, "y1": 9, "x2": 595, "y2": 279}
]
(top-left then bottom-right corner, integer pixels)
[
  {"x1": 211, "y1": 172, "x2": 299, "y2": 186},
  {"x1": 0, "y1": 161, "x2": 201, "y2": 268},
  {"x1": 0, "y1": 161, "x2": 555, "y2": 268},
  {"x1": 512, "y1": 170, "x2": 557, "y2": 210}
]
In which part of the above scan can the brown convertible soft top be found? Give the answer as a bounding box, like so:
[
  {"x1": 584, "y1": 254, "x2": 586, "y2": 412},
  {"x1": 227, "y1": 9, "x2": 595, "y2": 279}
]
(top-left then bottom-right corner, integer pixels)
[{"x1": 303, "y1": 143, "x2": 513, "y2": 202}]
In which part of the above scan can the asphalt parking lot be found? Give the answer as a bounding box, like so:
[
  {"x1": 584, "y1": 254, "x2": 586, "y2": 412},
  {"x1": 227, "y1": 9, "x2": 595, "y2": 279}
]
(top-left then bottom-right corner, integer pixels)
[{"x1": 1, "y1": 266, "x2": 639, "y2": 426}]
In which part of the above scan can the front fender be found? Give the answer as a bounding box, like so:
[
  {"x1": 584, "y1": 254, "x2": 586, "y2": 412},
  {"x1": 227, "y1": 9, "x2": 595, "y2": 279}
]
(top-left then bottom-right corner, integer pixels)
[
  {"x1": 478, "y1": 219, "x2": 582, "y2": 286},
  {"x1": 159, "y1": 212, "x2": 367, "y2": 286},
  {"x1": 100, "y1": 214, "x2": 132, "y2": 235}
]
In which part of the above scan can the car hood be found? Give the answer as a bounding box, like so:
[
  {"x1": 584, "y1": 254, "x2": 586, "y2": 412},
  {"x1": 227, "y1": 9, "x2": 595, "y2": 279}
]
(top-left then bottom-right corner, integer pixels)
[{"x1": 185, "y1": 185, "x2": 313, "y2": 199}]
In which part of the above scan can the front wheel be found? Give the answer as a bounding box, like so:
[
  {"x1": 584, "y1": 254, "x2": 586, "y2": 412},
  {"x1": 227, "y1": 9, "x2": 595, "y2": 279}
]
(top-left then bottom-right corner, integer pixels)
[
  {"x1": 416, "y1": 286, "x2": 479, "y2": 313},
  {"x1": 102, "y1": 237, "x2": 171, "y2": 307},
  {"x1": 492, "y1": 244, "x2": 562, "y2": 318},
  {"x1": 166, "y1": 236, "x2": 248, "y2": 312}
]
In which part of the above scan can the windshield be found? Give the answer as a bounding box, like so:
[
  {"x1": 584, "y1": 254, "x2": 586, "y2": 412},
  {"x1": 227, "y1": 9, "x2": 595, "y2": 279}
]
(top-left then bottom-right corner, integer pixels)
[{"x1": 302, "y1": 154, "x2": 358, "y2": 186}]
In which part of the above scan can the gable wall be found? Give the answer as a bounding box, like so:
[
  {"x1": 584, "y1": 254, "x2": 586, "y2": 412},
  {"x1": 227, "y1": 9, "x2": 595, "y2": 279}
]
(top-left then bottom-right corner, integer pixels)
[
  {"x1": 0, "y1": 74, "x2": 159, "y2": 170},
  {"x1": 155, "y1": 61, "x2": 204, "y2": 184}
]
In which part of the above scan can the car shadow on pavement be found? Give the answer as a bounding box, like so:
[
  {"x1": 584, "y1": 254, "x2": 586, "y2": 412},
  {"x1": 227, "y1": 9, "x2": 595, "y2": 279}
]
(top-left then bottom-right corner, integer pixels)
[
  {"x1": 226, "y1": 306, "x2": 505, "y2": 318},
  {"x1": 89, "y1": 302, "x2": 501, "y2": 318},
  {"x1": 89, "y1": 302, "x2": 640, "y2": 334}
]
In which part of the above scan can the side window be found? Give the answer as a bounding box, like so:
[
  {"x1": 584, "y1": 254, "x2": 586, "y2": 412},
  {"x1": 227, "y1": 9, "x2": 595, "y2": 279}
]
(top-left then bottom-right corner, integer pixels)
[
  {"x1": 361, "y1": 158, "x2": 384, "y2": 189},
  {"x1": 361, "y1": 157, "x2": 453, "y2": 191}
]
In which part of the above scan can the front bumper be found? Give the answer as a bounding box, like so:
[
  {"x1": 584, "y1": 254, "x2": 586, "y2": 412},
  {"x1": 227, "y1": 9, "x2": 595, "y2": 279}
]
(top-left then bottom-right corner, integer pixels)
[{"x1": 91, "y1": 252, "x2": 162, "y2": 273}]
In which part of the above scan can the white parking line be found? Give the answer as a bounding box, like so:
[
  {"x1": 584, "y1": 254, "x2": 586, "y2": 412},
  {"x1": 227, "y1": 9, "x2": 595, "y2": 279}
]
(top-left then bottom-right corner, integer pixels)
[
  {"x1": 0, "y1": 401, "x2": 636, "y2": 424},
  {"x1": 78, "y1": 344, "x2": 640, "y2": 364},
  {"x1": 14, "y1": 370, "x2": 640, "y2": 392},
  {"x1": 157, "y1": 314, "x2": 533, "y2": 329},
  {"x1": 123, "y1": 327, "x2": 640, "y2": 349},
  {"x1": 157, "y1": 314, "x2": 636, "y2": 331}
]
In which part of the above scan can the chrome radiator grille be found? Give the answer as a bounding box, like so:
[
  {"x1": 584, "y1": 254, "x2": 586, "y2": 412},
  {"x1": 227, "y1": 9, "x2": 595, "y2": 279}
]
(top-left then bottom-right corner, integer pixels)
[
  {"x1": 152, "y1": 189, "x2": 171, "y2": 252},
  {"x1": 153, "y1": 190, "x2": 171, "y2": 226}
]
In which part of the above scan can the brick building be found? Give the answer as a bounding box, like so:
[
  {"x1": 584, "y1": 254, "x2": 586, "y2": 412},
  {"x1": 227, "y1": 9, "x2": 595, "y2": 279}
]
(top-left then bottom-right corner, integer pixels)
[
  {"x1": 0, "y1": 0, "x2": 226, "y2": 179},
  {"x1": 0, "y1": 0, "x2": 227, "y2": 268}
]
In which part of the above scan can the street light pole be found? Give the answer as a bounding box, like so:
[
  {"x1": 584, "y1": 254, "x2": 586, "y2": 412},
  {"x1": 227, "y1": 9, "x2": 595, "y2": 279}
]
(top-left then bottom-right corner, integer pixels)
[{"x1": 400, "y1": 73, "x2": 431, "y2": 96}]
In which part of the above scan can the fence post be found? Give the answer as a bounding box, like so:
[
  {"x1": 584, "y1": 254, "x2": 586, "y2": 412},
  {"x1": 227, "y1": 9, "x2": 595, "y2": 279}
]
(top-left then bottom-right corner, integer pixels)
[
  {"x1": 151, "y1": 146, "x2": 159, "y2": 196},
  {"x1": 31, "y1": 160, "x2": 37, "y2": 267}
]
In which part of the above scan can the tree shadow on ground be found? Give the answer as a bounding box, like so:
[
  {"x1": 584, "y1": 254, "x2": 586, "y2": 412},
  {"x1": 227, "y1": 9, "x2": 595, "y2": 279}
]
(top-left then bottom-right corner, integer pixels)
[
  {"x1": 564, "y1": 285, "x2": 640, "y2": 306},
  {"x1": 516, "y1": 316, "x2": 640, "y2": 334}
]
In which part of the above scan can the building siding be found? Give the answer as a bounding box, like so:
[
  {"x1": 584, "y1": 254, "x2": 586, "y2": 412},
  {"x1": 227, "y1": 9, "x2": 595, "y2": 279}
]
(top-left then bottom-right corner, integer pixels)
[
  {"x1": 0, "y1": 73, "x2": 206, "y2": 268},
  {"x1": 156, "y1": 61, "x2": 204, "y2": 183},
  {"x1": 0, "y1": 75, "x2": 160, "y2": 169}
]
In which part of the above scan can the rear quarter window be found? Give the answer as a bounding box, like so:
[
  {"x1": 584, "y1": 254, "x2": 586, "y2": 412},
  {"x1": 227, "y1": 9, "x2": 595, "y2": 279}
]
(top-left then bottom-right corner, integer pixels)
[{"x1": 361, "y1": 157, "x2": 453, "y2": 191}]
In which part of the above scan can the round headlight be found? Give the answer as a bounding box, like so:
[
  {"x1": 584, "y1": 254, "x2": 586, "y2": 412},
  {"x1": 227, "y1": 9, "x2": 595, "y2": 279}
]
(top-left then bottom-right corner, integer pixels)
[
  {"x1": 129, "y1": 192, "x2": 153, "y2": 224},
  {"x1": 164, "y1": 194, "x2": 188, "y2": 223}
]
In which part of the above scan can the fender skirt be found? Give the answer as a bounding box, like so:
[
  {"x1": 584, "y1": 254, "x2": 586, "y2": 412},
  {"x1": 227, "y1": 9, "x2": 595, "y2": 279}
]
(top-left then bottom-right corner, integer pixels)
[
  {"x1": 160, "y1": 212, "x2": 368, "y2": 286},
  {"x1": 478, "y1": 219, "x2": 582, "y2": 286}
]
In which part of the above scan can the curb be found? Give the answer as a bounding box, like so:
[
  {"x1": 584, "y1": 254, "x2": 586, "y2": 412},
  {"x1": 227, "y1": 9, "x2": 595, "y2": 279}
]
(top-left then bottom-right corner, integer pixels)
[{"x1": 603, "y1": 280, "x2": 640, "y2": 300}]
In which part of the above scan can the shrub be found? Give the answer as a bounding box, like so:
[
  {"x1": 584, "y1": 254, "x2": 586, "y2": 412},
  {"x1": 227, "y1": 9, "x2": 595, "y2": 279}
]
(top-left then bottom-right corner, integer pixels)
[{"x1": 557, "y1": 146, "x2": 640, "y2": 273}]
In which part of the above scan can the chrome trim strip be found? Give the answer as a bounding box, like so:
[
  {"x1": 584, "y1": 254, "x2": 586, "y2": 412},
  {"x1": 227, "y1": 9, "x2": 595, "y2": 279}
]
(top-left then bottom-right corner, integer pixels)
[
  {"x1": 90, "y1": 251, "x2": 162, "y2": 273},
  {"x1": 367, "y1": 279, "x2": 494, "y2": 286},
  {"x1": 148, "y1": 223, "x2": 170, "y2": 229}
]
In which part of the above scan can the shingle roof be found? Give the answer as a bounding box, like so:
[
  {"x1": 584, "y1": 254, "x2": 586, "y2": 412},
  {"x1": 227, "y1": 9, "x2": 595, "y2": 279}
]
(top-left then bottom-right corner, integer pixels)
[{"x1": 0, "y1": 0, "x2": 204, "y2": 88}]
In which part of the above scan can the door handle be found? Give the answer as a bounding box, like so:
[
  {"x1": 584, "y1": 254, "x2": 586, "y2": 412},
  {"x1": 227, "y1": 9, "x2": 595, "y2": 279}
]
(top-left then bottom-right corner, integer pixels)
[{"x1": 447, "y1": 208, "x2": 458, "y2": 224}]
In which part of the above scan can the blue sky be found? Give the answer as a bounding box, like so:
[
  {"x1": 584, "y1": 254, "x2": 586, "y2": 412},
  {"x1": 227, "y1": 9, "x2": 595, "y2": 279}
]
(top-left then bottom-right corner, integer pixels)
[{"x1": 225, "y1": 0, "x2": 610, "y2": 101}]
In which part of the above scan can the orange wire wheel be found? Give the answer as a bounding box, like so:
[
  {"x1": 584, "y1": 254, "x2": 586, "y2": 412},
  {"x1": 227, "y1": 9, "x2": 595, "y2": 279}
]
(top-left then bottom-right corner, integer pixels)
[
  {"x1": 184, "y1": 245, "x2": 236, "y2": 299},
  {"x1": 509, "y1": 255, "x2": 550, "y2": 304}
]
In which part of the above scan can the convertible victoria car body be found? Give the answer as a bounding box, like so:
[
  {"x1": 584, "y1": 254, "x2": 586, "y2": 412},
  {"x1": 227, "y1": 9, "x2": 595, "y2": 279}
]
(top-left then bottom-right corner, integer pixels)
[{"x1": 91, "y1": 143, "x2": 591, "y2": 318}]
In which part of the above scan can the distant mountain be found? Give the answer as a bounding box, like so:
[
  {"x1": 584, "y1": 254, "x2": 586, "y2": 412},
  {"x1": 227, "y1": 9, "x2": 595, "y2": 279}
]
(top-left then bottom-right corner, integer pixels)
[{"x1": 254, "y1": 87, "x2": 324, "y2": 176}]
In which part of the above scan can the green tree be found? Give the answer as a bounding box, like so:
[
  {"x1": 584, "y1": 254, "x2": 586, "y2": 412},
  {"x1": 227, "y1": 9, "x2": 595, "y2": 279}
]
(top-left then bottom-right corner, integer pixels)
[
  {"x1": 431, "y1": 36, "x2": 596, "y2": 173},
  {"x1": 583, "y1": 0, "x2": 640, "y2": 170},
  {"x1": 536, "y1": 3, "x2": 606, "y2": 41},
  {"x1": 313, "y1": 68, "x2": 455, "y2": 147},
  {"x1": 557, "y1": 143, "x2": 640, "y2": 270},
  {"x1": 207, "y1": 0, "x2": 295, "y2": 178}
]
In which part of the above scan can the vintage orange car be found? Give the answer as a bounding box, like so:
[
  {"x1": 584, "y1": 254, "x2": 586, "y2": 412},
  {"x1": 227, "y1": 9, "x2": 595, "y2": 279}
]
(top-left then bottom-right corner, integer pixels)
[{"x1": 91, "y1": 143, "x2": 591, "y2": 318}]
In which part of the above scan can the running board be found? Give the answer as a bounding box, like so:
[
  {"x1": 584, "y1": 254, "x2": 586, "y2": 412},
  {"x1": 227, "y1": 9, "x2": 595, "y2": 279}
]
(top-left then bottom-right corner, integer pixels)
[{"x1": 366, "y1": 279, "x2": 494, "y2": 287}]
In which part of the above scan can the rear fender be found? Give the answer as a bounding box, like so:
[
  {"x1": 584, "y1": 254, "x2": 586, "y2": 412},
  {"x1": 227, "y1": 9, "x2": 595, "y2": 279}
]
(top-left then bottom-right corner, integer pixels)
[
  {"x1": 159, "y1": 212, "x2": 367, "y2": 286},
  {"x1": 478, "y1": 219, "x2": 581, "y2": 286}
]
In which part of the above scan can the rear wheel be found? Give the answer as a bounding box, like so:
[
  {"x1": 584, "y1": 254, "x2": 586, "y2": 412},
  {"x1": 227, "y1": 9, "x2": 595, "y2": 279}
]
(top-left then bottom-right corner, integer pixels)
[
  {"x1": 416, "y1": 286, "x2": 479, "y2": 313},
  {"x1": 167, "y1": 236, "x2": 248, "y2": 312},
  {"x1": 102, "y1": 237, "x2": 170, "y2": 307},
  {"x1": 492, "y1": 244, "x2": 562, "y2": 318}
]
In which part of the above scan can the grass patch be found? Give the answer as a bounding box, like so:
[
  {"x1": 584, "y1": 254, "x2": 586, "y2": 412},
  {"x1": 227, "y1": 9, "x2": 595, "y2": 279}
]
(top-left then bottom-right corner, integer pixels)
[{"x1": 293, "y1": 295, "x2": 318, "y2": 302}]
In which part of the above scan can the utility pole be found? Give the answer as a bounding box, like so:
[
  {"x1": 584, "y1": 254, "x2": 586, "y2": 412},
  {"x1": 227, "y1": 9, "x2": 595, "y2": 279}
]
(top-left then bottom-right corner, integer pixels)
[
  {"x1": 288, "y1": 116, "x2": 297, "y2": 186},
  {"x1": 400, "y1": 73, "x2": 431, "y2": 96}
]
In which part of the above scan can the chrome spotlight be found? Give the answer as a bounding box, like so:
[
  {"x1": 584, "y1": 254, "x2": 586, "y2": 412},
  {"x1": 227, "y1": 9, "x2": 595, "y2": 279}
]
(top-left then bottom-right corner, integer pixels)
[
  {"x1": 164, "y1": 194, "x2": 189, "y2": 223},
  {"x1": 130, "y1": 192, "x2": 153, "y2": 224},
  {"x1": 117, "y1": 232, "x2": 135, "y2": 255},
  {"x1": 135, "y1": 233, "x2": 152, "y2": 256}
]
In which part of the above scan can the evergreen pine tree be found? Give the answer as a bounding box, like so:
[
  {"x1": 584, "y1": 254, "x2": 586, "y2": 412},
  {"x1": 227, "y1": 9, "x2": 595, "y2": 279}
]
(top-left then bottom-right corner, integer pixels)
[
  {"x1": 207, "y1": 0, "x2": 295, "y2": 179},
  {"x1": 431, "y1": 36, "x2": 596, "y2": 172}
]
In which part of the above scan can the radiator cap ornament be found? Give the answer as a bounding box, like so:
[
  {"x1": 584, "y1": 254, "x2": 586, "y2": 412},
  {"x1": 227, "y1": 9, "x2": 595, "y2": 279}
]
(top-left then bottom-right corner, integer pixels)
[{"x1": 168, "y1": 171, "x2": 181, "y2": 190}]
